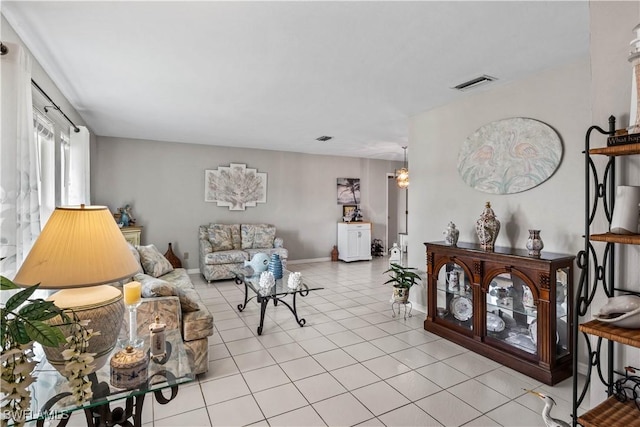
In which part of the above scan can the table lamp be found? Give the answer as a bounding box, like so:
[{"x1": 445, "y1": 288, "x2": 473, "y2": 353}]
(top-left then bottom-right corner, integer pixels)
[{"x1": 12, "y1": 205, "x2": 140, "y2": 372}]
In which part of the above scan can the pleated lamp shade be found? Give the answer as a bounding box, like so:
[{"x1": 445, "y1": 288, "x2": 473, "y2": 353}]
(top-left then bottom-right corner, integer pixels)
[
  {"x1": 13, "y1": 205, "x2": 140, "y2": 288},
  {"x1": 13, "y1": 205, "x2": 140, "y2": 372}
]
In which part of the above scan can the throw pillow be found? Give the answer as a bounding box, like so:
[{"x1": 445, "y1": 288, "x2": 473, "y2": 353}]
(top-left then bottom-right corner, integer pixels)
[
  {"x1": 127, "y1": 242, "x2": 144, "y2": 274},
  {"x1": 208, "y1": 224, "x2": 234, "y2": 251},
  {"x1": 137, "y1": 244, "x2": 174, "y2": 278},
  {"x1": 135, "y1": 274, "x2": 175, "y2": 298},
  {"x1": 241, "y1": 224, "x2": 255, "y2": 250},
  {"x1": 252, "y1": 224, "x2": 276, "y2": 248},
  {"x1": 230, "y1": 224, "x2": 242, "y2": 250},
  {"x1": 176, "y1": 288, "x2": 200, "y2": 312}
]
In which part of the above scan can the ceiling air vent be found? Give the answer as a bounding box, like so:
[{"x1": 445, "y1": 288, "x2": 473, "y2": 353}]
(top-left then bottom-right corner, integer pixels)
[
  {"x1": 453, "y1": 75, "x2": 497, "y2": 92},
  {"x1": 316, "y1": 136, "x2": 333, "y2": 142}
]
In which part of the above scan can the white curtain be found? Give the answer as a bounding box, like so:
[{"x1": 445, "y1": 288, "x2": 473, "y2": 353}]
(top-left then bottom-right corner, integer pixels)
[
  {"x1": 0, "y1": 46, "x2": 40, "y2": 278},
  {"x1": 68, "y1": 126, "x2": 91, "y2": 205}
]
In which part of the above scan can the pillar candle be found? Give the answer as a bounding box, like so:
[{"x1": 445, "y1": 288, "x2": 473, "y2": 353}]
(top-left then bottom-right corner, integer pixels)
[{"x1": 123, "y1": 281, "x2": 141, "y2": 305}]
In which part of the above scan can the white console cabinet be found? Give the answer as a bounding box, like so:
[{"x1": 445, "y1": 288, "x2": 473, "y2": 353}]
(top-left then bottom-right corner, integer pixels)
[{"x1": 337, "y1": 222, "x2": 372, "y2": 262}]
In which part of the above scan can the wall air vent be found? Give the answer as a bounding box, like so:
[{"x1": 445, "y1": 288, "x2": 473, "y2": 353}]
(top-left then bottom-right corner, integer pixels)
[
  {"x1": 453, "y1": 75, "x2": 497, "y2": 92},
  {"x1": 316, "y1": 136, "x2": 333, "y2": 142}
]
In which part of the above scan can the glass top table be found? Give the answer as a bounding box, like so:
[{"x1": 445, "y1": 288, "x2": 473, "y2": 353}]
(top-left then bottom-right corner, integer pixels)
[
  {"x1": 235, "y1": 269, "x2": 323, "y2": 335},
  {"x1": 14, "y1": 328, "x2": 193, "y2": 427}
]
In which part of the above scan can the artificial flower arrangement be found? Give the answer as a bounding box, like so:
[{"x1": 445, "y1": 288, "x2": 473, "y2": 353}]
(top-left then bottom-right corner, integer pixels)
[{"x1": 1, "y1": 275, "x2": 98, "y2": 426}]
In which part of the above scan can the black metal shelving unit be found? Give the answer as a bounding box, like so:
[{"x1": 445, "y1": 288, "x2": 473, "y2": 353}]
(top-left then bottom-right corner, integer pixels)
[{"x1": 571, "y1": 116, "x2": 640, "y2": 426}]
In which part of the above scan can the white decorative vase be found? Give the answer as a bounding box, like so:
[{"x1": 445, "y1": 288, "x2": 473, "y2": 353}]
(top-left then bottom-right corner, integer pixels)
[
  {"x1": 610, "y1": 186, "x2": 640, "y2": 234},
  {"x1": 443, "y1": 222, "x2": 460, "y2": 246},
  {"x1": 526, "y1": 229, "x2": 544, "y2": 258}
]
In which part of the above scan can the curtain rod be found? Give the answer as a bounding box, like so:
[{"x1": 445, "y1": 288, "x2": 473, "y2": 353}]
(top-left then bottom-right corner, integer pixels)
[{"x1": 31, "y1": 79, "x2": 80, "y2": 133}]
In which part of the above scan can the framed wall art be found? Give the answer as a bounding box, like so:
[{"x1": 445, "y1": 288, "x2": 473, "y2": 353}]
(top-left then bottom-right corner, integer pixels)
[
  {"x1": 342, "y1": 205, "x2": 357, "y2": 220},
  {"x1": 457, "y1": 117, "x2": 562, "y2": 195},
  {"x1": 337, "y1": 178, "x2": 360, "y2": 205},
  {"x1": 205, "y1": 163, "x2": 267, "y2": 210}
]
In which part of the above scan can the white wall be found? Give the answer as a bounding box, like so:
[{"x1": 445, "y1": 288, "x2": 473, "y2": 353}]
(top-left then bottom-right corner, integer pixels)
[
  {"x1": 408, "y1": 58, "x2": 591, "y2": 312},
  {"x1": 588, "y1": 0, "x2": 640, "y2": 404},
  {"x1": 407, "y1": 1, "x2": 640, "y2": 409},
  {"x1": 93, "y1": 136, "x2": 400, "y2": 268}
]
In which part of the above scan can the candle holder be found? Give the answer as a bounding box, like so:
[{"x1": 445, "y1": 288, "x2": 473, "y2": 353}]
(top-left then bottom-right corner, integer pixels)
[{"x1": 120, "y1": 281, "x2": 144, "y2": 348}]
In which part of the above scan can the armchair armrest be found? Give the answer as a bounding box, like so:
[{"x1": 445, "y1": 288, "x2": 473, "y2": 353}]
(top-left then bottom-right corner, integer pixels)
[
  {"x1": 123, "y1": 296, "x2": 182, "y2": 338},
  {"x1": 274, "y1": 237, "x2": 284, "y2": 248},
  {"x1": 199, "y1": 239, "x2": 213, "y2": 254}
]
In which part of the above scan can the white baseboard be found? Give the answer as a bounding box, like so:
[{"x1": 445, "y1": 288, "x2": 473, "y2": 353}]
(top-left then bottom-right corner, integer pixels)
[
  {"x1": 288, "y1": 257, "x2": 331, "y2": 264},
  {"x1": 186, "y1": 258, "x2": 329, "y2": 275},
  {"x1": 577, "y1": 361, "x2": 588, "y2": 376},
  {"x1": 410, "y1": 302, "x2": 427, "y2": 314}
]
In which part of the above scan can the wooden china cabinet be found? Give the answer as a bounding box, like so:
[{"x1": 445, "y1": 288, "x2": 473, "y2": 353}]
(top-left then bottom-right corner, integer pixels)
[{"x1": 424, "y1": 241, "x2": 575, "y2": 386}]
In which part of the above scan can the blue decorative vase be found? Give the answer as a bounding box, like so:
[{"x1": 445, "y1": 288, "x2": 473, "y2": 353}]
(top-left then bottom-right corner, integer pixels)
[{"x1": 268, "y1": 254, "x2": 283, "y2": 280}]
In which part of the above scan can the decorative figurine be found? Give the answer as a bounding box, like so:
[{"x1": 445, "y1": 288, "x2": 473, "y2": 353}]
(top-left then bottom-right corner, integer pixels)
[
  {"x1": 149, "y1": 316, "x2": 166, "y2": 360},
  {"x1": 448, "y1": 270, "x2": 460, "y2": 293},
  {"x1": 244, "y1": 253, "x2": 270, "y2": 273},
  {"x1": 475, "y1": 202, "x2": 500, "y2": 250},
  {"x1": 389, "y1": 243, "x2": 402, "y2": 264},
  {"x1": 524, "y1": 390, "x2": 570, "y2": 427},
  {"x1": 259, "y1": 271, "x2": 275, "y2": 289},
  {"x1": 352, "y1": 208, "x2": 363, "y2": 222},
  {"x1": 287, "y1": 272, "x2": 302, "y2": 289},
  {"x1": 443, "y1": 222, "x2": 460, "y2": 246},
  {"x1": 117, "y1": 204, "x2": 136, "y2": 227}
]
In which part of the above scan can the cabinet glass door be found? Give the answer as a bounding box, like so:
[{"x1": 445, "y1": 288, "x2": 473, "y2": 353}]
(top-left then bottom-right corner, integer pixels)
[
  {"x1": 435, "y1": 262, "x2": 472, "y2": 331},
  {"x1": 486, "y1": 273, "x2": 538, "y2": 355},
  {"x1": 556, "y1": 267, "x2": 569, "y2": 358}
]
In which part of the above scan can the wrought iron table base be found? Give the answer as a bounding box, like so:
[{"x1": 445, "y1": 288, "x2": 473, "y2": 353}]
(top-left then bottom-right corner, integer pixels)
[{"x1": 236, "y1": 278, "x2": 309, "y2": 335}]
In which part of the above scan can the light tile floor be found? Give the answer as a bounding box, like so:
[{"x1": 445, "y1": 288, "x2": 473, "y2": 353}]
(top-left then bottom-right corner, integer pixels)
[{"x1": 91, "y1": 258, "x2": 592, "y2": 426}]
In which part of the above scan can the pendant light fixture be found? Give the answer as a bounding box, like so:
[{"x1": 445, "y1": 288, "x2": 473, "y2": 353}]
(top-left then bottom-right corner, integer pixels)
[{"x1": 396, "y1": 146, "x2": 409, "y2": 189}]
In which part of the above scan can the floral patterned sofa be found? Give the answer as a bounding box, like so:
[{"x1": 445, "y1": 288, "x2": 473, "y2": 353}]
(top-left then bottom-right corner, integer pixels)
[
  {"x1": 123, "y1": 243, "x2": 214, "y2": 375},
  {"x1": 199, "y1": 223, "x2": 288, "y2": 282}
]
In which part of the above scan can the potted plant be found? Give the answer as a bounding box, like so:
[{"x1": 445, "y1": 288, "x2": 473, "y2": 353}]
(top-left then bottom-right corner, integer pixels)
[
  {"x1": 1, "y1": 275, "x2": 97, "y2": 425},
  {"x1": 384, "y1": 263, "x2": 421, "y2": 303}
]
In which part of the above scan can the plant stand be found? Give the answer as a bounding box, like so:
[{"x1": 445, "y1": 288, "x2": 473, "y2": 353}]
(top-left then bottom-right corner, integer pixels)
[{"x1": 391, "y1": 300, "x2": 412, "y2": 320}]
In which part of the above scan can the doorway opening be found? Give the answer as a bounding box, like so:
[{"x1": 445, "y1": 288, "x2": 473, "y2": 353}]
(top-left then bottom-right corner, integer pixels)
[{"x1": 386, "y1": 174, "x2": 408, "y2": 259}]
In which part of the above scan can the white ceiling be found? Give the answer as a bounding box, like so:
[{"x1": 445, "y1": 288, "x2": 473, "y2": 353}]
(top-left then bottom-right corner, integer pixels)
[{"x1": 2, "y1": 1, "x2": 590, "y2": 161}]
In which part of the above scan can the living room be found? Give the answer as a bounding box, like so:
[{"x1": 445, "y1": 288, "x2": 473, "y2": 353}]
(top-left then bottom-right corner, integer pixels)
[{"x1": 2, "y1": 1, "x2": 640, "y2": 427}]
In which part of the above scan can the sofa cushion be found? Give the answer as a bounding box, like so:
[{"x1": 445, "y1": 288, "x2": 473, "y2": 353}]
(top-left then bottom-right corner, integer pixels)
[
  {"x1": 204, "y1": 250, "x2": 248, "y2": 265},
  {"x1": 159, "y1": 268, "x2": 194, "y2": 290},
  {"x1": 208, "y1": 224, "x2": 234, "y2": 251},
  {"x1": 136, "y1": 273, "x2": 174, "y2": 298},
  {"x1": 241, "y1": 224, "x2": 276, "y2": 249},
  {"x1": 230, "y1": 224, "x2": 242, "y2": 250},
  {"x1": 138, "y1": 244, "x2": 174, "y2": 278}
]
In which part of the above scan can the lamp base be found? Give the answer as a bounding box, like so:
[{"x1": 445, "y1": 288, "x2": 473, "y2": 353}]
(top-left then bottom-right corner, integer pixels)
[{"x1": 45, "y1": 285, "x2": 125, "y2": 373}]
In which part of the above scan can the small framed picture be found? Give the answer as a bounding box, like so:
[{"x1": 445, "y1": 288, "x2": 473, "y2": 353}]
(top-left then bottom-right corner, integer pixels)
[{"x1": 342, "y1": 205, "x2": 357, "y2": 221}]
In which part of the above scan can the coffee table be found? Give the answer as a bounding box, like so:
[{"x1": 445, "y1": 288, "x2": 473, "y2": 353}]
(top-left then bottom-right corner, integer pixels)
[{"x1": 235, "y1": 269, "x2": 323, "y2": 335}]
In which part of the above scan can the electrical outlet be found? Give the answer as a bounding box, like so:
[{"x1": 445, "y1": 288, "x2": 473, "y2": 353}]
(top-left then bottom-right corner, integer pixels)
[{"x1": 183, "y1": 252, "x2": 189, "y2": 260}]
